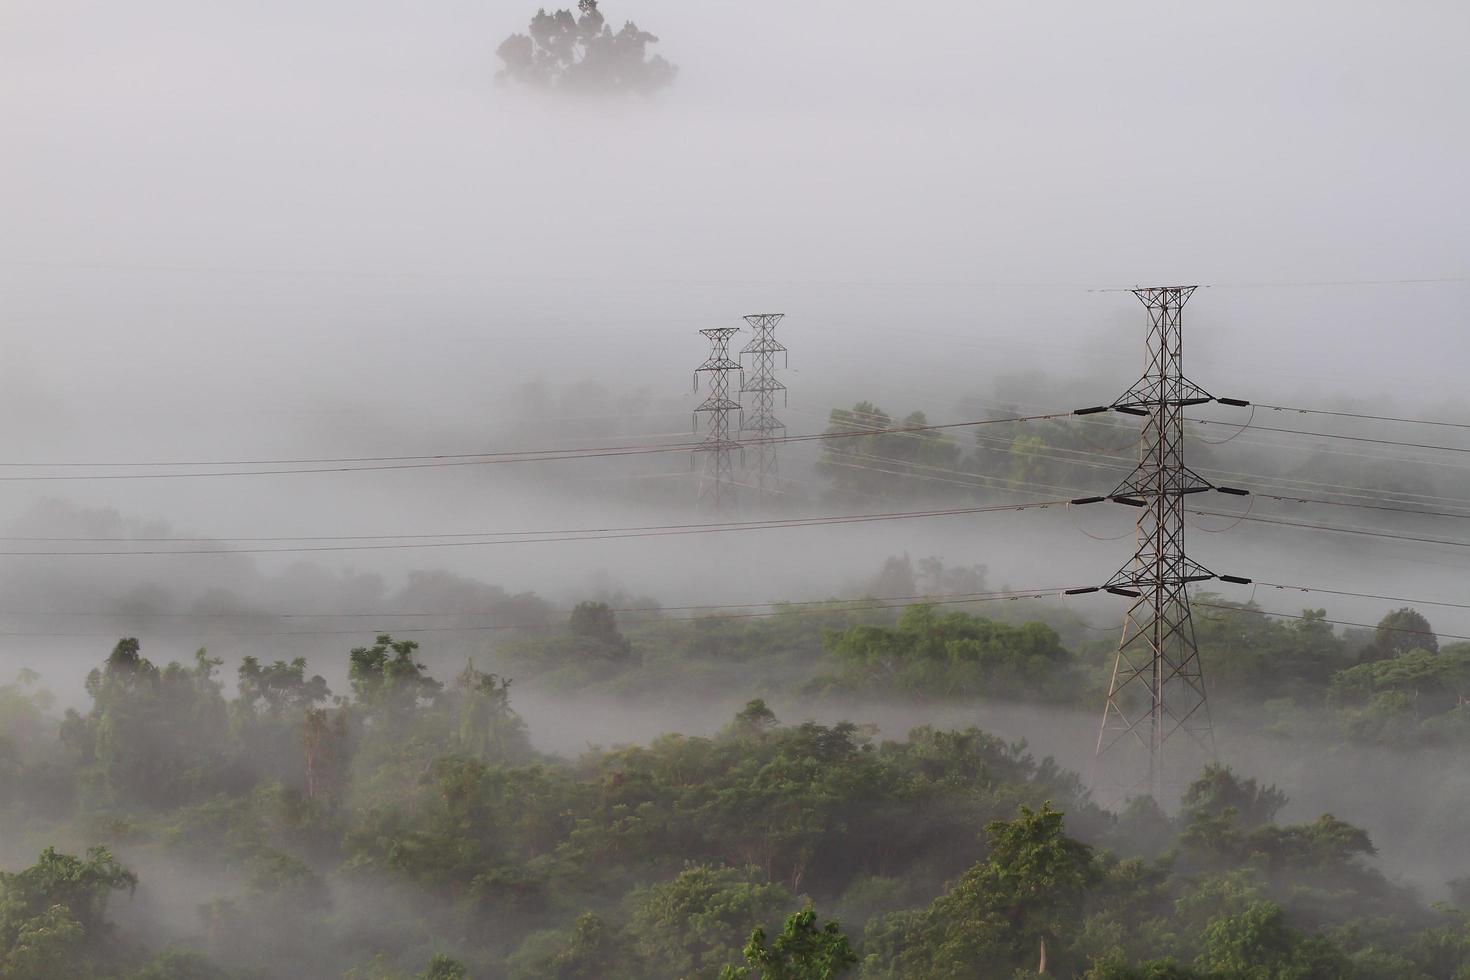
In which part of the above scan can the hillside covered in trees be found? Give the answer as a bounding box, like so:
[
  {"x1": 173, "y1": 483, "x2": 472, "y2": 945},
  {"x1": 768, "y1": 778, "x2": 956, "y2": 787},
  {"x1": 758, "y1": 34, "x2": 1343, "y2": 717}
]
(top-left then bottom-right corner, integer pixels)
[{"x1": 4, "y1": 587, "x2": 1470, "y2": 977}]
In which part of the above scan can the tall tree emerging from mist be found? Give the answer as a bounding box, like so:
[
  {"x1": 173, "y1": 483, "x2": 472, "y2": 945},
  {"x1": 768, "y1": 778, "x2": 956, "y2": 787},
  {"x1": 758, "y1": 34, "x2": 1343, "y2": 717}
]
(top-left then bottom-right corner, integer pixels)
[
  {"x1": 1370, "y1": 607, "x2": 1438, "y2": 660},
  {"x1": 59, "y1": 640, "x2": 231, "y2": 809},
  {"x1": 496, "y1": 0, "x2": 677, "y2": 95},
  {"x1": 348, "y1": 633, "x2": 443, "y2": 720},
  {"x1": 569, "y1": 599, "x2": 633, "y2": 659}
]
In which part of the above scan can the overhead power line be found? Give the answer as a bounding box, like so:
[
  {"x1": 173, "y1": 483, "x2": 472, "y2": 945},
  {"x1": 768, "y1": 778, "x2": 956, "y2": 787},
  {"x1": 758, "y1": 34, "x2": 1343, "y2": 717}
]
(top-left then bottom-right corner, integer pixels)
[
  {"x1": 1193, "y1": 419, "x2": 1470, "y2": 456},
  {"x1": 1253, "y1": 582, "x2": 1470, "y2": 613},
  {"x1": 1253, "y1": 494, "x2": 1470, "y2": 522},
  {"x1": 1193, "y1": 603, "x2": 1469, "y2": 644},
  {"x1": 0, "y1": 587, "x2": 1073, "y2": 638},
  {"x1": 813, "y1": 411, "x2": 1470, "y2": 513},
  {"x1": 782, "y1": 430, "x2": 1470, "y2": 519},
  {"x1": 13, "y1": 455, "x2": 1470, "y2": 550},
  {"x1": 1188, "y1": 509, "x2": 1470, "y2": 552},
  {"x1": 15, "y1": 481, "x2": 1470, "y2": 552},
  {"x1": 1204, "y1": 277, "x2": 1470, "y2": 289},
  {"x1": 1254, "y1": 404, "x2": 1470, "y2": 431},
  {"x1": 0, "y1": 498, "x2": 1074, "y2": 556},
  {"x1": 0, "y1": 586, "x2": 1066, "y2": 622},
  {"x1": 9, "y1": 581, "x2": 1470, "y2": 630},
  {"x1": 4, "y1": 582, "x2": 1469, "y2": 642},
  {"x1": 1083, "y1": 396, "x2": 1470, "y2": 470},
  {"x1": 0, "y1": 412, "x2": 1072, "y2": 481}
]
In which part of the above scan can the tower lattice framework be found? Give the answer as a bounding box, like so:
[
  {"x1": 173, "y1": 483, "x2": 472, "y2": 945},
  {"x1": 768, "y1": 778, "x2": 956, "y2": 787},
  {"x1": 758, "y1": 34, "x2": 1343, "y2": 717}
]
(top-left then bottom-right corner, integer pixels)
[
  {"x1": 738, "y1": 313, "x2": 787, "y2": 497},
  {"x1": 1090, "y1": 286, "x2": 1244, "y2": 802},
  {"x1": 693, "y1": 326, "x2": 743, "y2": 513}
]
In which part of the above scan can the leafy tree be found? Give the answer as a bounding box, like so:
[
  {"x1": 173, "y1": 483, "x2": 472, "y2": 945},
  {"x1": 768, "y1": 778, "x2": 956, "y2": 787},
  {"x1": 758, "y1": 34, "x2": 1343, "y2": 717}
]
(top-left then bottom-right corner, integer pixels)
[
  {"x1": 1180, "y1": 765, "x2": 1288, "y2": 830},
  {"x1": 420, "y1": 954, "x2": 469, "y2": 980},
  {"x1": 822, "y1": 603, "x2": 1073, "y2": 699},
  {"x1": 1192, "y1": 601, "x2": 1347, "y2": 701},
  {"x1": 499, "y1": 603, "x2": 642, "y2": 686},
  {"x1": 1110, "y1": 795, "x2": 1174, "y2": 860},
  {"x1": 914, "y1": 556, "x2": 987, "y2": 599},
  {"x1": 232, "y1": 655, "x2": 336, "y2": 795},
  {"x1": 0, "y1": 670, "x2": 65, "y2": 812},
  {"x1": 725, "y1": 698, "x2": 779, "y2": 739},
  {"x1": 349, "y1": 634, "x2": 443, "y2": 718},
  {"x1": 0, "y1": 669, "x2": 52, "y2": 754},
  {"x1": 61, "y1": 640, "x2": 231, "y2": 807},
  {"x1": 1083, "y1": 959, "x2": 1201, "y2": 980},
  {"x1": 452, "y1": 661, "x2": 531, "y2": 763},
  {"x1": 1, "y1": 903, "x2": 82, "y2": 980},
  {"x1": 628, "y1": 866, "x2": 793, "y2": 979},
  {"x1": 816, "y1": 402, "x2": 961, "y2": 502},
  {"x1": 1370, "y1": 607, "x2": 1438, "y2": 660},
  {"x1": 569, "y1": 601, "x2": 634, "y2": 659},
  {"x1": 496, "y1": 0, "x2": 677, "y2": 95},
  {"x1": 1195, "y1": 900, "x2": 1349, "y2": 977},
  {"x1": 891, "y1": 803, "x2": 1098, "y2": 976},
  {"x1": 236, "y1": 656, "x2": 330, "y2": 717},
  {"x1": 509, "y1": 912, "x2": 641, "y2": 979},
  {"x1": 0, "y1": 846, "x2": 136, "y2": 978},
  {"x1": 868, "y1": 555, "x2": 917, "y2": 599},
  {"x1": 1329, "y1": 647, "x2": 1470, "y2": 739},
  {"x1": 721, "y1": 905, "x2": 858, "y2": 979}
]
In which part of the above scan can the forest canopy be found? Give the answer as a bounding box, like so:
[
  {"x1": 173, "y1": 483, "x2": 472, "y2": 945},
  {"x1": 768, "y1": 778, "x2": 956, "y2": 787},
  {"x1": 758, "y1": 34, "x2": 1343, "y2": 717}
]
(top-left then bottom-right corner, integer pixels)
[{"x1": 4, "y1": 599, "x2": 1470, "y2": 976}]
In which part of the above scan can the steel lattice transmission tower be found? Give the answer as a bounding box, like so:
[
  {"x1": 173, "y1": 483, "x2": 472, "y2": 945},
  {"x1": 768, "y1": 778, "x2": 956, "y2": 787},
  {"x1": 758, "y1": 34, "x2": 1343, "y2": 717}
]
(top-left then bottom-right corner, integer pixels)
[
  {"x1": 1071, "y1": 286, "x2": 1251, "y2": 803},
  {"x1": 693, "y1": 326, "x2": 743, "y2": 512},
  {"x1": 738, "y1": 313, "x2": 788, "y2": 497}
]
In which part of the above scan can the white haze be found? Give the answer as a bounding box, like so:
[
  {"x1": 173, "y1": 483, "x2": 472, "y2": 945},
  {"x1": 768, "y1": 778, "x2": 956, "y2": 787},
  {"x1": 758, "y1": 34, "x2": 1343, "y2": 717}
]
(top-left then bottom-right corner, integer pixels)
[{"x1": 2, "y1": 0, "x2": 1470, "y2": 897}]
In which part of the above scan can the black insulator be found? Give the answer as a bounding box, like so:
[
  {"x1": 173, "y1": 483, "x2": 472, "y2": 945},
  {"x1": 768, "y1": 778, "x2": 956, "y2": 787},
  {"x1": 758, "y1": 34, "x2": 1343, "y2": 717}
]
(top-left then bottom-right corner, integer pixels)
[
  {"x1": 1064, "y1": 587, "x2": 1101, "y2": 595},
  {"x1": 1183, "y1": 574, "x2": 1215, "y2": 583},
  {"x1": 1216, "y1": 397, "x2": 1251, "y2": 407},
  {"x1": 1113, "y1": 405, "x2": 1150, "y2": 416},
  {"x1": 1111, "y1": 495, "x2": 1147, "y2": 507},
  {"x1": 1106, "y1": 587, "x2": 1142, "y2": 598},
  {"x1": 1178, "y1": 397, "x2": 1214, "y2": 406},
  {"x1": 1070, "y1": 496, "x2": 1106, "y2": 506},
  {"x1": 1218, "y1": 575, "x2": 1253, "y2": 585},
  {"x1": 1179, "y1": 486, "x2": 1212, "y2": 494},
  {"x1": 1216, "y1": 486, "x2": 1250, "y2": 496},
  {"x1": 1073, "y1": 406, "x2": 1111, "y2": 415}
]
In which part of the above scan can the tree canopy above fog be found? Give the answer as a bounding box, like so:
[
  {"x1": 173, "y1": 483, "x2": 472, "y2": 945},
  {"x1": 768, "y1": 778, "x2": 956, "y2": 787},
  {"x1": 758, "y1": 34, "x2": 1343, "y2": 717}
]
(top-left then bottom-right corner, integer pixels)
[{"x1": 496, "y1": 0, "x2": 677, "y2": 96}]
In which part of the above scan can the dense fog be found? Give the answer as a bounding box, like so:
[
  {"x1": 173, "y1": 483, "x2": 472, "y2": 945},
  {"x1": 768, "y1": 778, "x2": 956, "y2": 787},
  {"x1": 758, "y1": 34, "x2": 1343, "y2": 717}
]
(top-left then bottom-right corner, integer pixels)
[{"x1": 2, "y1": 1, "x2": 1469, "y2": 978}]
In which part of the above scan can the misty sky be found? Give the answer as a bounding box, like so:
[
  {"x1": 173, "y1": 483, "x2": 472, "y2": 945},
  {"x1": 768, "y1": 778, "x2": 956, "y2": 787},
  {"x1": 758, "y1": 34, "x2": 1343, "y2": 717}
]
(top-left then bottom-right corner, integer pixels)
[
  {"x1": 5, "y1": 1, "x2": 1467, "y2": 392},
  {"x1": 0, "y1": 1, "x2": 1468, "y2": 652}
]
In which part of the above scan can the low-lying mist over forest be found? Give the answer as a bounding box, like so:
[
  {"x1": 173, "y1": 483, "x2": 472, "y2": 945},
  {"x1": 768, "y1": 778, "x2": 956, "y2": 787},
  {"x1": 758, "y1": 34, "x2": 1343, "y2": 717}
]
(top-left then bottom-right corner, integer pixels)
[{"x1": 3, "y1": 0, "x2": 1470, "y2": 977}]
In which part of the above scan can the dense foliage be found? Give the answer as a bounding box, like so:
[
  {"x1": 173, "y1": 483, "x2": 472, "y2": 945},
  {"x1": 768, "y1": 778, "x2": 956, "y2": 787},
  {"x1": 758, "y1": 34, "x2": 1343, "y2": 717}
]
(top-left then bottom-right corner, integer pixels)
[{"x1": 5, "y1": 548, "x2": 1470, "y2": 977}]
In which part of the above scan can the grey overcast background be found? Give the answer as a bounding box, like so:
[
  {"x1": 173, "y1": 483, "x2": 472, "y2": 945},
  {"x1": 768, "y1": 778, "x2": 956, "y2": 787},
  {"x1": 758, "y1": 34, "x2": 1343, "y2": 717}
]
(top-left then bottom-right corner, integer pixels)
[{"x1": 0, "y1": 0, "x2": 1468, "y2": 689}]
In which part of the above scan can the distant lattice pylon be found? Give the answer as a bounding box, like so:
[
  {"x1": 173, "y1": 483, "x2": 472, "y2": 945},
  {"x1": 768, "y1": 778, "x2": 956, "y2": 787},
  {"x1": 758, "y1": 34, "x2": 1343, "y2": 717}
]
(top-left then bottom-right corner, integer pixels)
[
  {"x1": 693, "y1": 326, "x2": 743, "y2": 513},
  {"x1": 739, "y1": 313, "x2": 787, "y2": 498}
]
